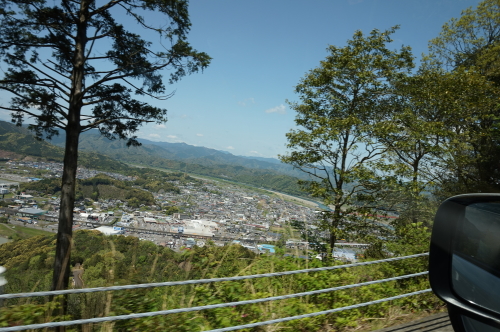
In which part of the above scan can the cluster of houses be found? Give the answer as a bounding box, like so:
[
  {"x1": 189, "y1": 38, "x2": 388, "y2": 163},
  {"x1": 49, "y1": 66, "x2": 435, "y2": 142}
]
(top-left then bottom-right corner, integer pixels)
[
  {"x1": 0, "y1": 179, "x2": 365, "y2": 261},
  {"x1": 0, "y1": 160, "x2": 341, "y2": 255},
  {"x1": 153, "y1": 182, "x2": 319, "y2": 238},
  {"x1": 0, "y1": 193, "x2": 54, "y2": 222},
  {"x1": 1, "y1": 171, "x2": 322, "y2": 243}
]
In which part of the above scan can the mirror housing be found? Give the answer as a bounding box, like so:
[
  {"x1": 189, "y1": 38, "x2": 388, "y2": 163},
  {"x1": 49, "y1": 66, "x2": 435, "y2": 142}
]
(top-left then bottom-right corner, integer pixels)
[{"x1": 430, "y1": 193, "x2": 500, "y2": 330}]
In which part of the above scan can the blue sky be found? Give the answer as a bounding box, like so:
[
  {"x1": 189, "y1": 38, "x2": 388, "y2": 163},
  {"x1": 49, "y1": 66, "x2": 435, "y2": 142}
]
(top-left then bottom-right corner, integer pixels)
[
  {"x1": 135, "y1": 0, "x2": 480, "y2": 158},
  {"x1": 0, "y1": 0, "x2": 482, "y2": 158}
]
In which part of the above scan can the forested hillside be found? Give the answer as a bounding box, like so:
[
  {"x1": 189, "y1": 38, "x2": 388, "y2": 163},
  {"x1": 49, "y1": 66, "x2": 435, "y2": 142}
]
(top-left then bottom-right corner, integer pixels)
[
  {"x1": 0, "y1": 127, "x2": 130, "y2": 173},
  {"x1": 20, "y1": 175, "x2": 157, "y2": 207},
  {"x1": 49, "y1": 130, "x2": 309, "y2": 179}
]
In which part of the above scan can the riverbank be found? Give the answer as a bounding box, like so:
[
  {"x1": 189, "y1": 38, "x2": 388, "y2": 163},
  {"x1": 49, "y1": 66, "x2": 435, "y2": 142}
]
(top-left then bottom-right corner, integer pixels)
[
  {"x1": 0, "y1": 237, "x2": 11, "y2": 245},
  {"x1": 264, "y1": 189, "x2": 322, "y2": 209}
]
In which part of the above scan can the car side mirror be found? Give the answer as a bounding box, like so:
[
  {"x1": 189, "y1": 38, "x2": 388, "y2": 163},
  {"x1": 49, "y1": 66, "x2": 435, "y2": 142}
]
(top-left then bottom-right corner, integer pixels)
[{"x1": 430, "y1": 194, "x2": 500, "y2": 331}]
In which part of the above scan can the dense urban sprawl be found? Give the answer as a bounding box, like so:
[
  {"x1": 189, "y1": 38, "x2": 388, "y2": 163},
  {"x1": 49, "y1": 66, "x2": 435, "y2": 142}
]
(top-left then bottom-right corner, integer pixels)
[{"x1": 1, "y1": 160, "x2": 362, "y2": 260}]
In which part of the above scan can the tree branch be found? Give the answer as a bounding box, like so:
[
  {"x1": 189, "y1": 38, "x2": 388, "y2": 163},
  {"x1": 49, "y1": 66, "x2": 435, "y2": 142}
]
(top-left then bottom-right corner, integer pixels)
[
  {"x1": 80, "y1": 116, "x2": 155, "y2": 131},
  {"x1": 0, "y1": 85, "x2": 69, "y2": 116},
  {"x1": 8, "y1": 56, "x2": 72, "y2": 94},
  {"x1": 89, "y1": 0, "x2": 122, "y2": 17},
  {"x1": 0, "y1": 105, "x2": 66, "y2": 130},
  {"x1": 121, "y1": 77, "x2": 175, "y2": 100}
]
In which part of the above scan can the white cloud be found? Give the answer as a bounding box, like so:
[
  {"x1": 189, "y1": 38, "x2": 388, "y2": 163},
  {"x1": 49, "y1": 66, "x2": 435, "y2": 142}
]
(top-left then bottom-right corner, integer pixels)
[
  {"x1": 155, "y1": 124, "x2": 166, "y2": 129},
  {"x1": 250, "y1": 150, "x2": 259, "y2": 154},
  {"x1": 226, "y1": 146, "x2": 235, "y2": 150},
  {"x1": 265, "y1": 104, "x2": 286, "y2": 114},
  {"x1": 196, "y1": 133, "x2": 203, "y2": 137},
  {"x1": 167, "y1": 135, "x2": 177, "y2": 139},
  {"x1": 149, "y1": 134, "x2": 160, "y2": 138},
  {"x1": 238, "y1": 98, "x2": 255, "y2": 107}
]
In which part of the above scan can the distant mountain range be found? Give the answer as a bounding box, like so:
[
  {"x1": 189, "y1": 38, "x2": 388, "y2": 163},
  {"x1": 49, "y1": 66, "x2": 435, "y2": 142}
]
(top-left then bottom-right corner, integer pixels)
[
  {"x1": 0, "y1": 121, "x2": 308, "y2": 196},
  {"x1": 44, "y1": 127, "x2": 308, "y2": 179},
  {"x1": 0, "y1": 121, "x2": 131, "y2": 173}
]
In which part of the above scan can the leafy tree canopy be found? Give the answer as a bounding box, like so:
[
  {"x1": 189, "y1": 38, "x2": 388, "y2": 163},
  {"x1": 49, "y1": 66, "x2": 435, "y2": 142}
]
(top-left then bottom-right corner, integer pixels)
[
  {"x1": 426, "y1": 0, "x2": 500, "y2": 196},
  {"x1": 280, "y1": 27, "x2": 414, "y2": 251},
  {"x1": 428, "y1": 0, "x2": 500, "y2": 84},
  {"x1": 0, "y1": 0, "x2": 210, "y2": 143}
]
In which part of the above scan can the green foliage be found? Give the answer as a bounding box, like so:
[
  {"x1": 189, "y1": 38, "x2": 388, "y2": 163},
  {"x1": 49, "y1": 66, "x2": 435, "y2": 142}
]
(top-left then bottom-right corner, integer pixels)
[
  {"x1": 129, "y1": 169, "x2": 190, "y2": 194},
  {"x1": 0, "y1": 235, "x2": 55, "y2": 270},
  {"x1": 425, "y1": 0, "x2": 500, "y2": 196},
  {"x1": 428, "y1": 0, "x2": 500, "y2": 84},
  {"x1": 20, "y1": 178, "x2": 61, "y2": 195},
  {"x1": 164, "y1": 205, "x2": 181, "y2": 215},
  {"x1": 77, "y1": 174, "x2": 155, "y2": 206},
  {"x1": 0, "y1": 132, "x2": 63, "y2": 161},
  {"x1": 280, "y1": 1, "x2": 500, "y2": 253},
  {"x1": 387, "y1": 222, "x2": 431, "y2": 257},
  {"x1": 0, "y1": 231, "x2": 443, "y2": 331},
  {"x1": 280, "y1": 27, "x2": 414, "y2": 249},
  {"x1": 0, "y1": 297, "x2": 72, "y2": 329},
  {"x1": 143, "y1": 181, "x2": 180, "y2": 194}
]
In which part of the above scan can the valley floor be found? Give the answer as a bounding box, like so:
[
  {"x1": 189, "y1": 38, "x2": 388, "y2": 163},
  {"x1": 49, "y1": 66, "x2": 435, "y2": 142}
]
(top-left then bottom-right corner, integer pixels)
[{"x1": 264, "y1": 189, "x2": 321, "y2": 209}]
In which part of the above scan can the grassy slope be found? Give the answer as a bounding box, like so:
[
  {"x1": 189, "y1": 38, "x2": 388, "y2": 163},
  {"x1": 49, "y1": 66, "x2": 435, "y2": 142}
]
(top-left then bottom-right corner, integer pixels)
[{"x1": 0, "y1": 224, "x2": 53, "y2": 241}]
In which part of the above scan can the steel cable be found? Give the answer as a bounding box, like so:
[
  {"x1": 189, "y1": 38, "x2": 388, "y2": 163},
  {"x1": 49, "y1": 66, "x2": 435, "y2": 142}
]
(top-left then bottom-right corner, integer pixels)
[
  {"x1": 0, "y1": 252, "x2": 428, "y2": 300},
  {"x1": 0, "y1": 271, "x2": 429, "y2": 331}
]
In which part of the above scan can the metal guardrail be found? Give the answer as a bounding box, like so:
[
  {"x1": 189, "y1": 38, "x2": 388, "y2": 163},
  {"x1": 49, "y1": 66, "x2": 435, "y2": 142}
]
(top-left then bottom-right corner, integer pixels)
[
  {"x1": 0, "y1": 252, "x2": 430, "y2": 331},
  {"x1": 206, "y1": 289, "x2": 433, "y2": 332}
]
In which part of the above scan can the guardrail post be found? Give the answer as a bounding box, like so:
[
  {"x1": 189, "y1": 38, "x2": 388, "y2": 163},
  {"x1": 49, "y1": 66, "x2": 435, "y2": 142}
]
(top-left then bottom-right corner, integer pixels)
[{"x1": 0, "y1": 266, "x2": 6, "y2": 306}]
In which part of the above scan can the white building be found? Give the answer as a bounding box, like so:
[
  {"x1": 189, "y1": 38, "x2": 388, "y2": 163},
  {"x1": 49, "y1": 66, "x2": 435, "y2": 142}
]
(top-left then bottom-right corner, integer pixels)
[
  {"x1": 95, "y1": 226, "x2": 123, "y2": 236},
  {"x1": 182, "y1": 219, "x2": 217, "y2": 237}
]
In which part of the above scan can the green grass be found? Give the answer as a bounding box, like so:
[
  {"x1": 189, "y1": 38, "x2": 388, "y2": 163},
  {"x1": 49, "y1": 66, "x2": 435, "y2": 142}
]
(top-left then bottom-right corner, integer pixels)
[
  {"x1": 1, "y1": 193, "x2": 15, "y2": 199},
  {"x1": 0, "y1": 223, "x2": 54, "y2": 241},
  {"x1": 127, "y1": 162, "x2": 313, "y2": 200}
]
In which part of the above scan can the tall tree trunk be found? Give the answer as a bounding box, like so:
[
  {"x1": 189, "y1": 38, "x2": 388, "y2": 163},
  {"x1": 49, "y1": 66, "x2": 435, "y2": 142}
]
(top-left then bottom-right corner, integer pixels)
[
  {"x1": 51, "y1": 127, "x2": 80, "y2": 291},
  {"x1": 51, "y1": 123, "x2": 80, "y2": 332},
  {"x1": 51, "y1": 0, "x2": 88, "y2": 293},
  {"x1": 50, "y1": 1, "x2": 87, "y2": 322},
  {"x1": 411, "y1": 161, "x2": 419, "y2": 224},
  {"x1": 329, "y1": 228, "x2": 337, "y2": 256},
  {"x1": 330, "y1": 203, "x2": 342, "y2": 251}
]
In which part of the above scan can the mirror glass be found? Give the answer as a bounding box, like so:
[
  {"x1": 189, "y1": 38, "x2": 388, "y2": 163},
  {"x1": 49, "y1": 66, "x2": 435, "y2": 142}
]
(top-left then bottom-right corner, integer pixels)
[
  {"x1": 452, "y1": 202, "x2": 500, "y2": 314},
  {"x1": 462, "y1": 315, "x2": 500, "y2": 332}
]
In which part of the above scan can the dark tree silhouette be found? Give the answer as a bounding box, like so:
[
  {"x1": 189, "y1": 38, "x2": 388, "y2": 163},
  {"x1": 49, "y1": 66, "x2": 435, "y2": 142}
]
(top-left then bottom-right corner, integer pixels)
[{"x1": 0, "y1": 0, "x2": 210, "y2": 292}]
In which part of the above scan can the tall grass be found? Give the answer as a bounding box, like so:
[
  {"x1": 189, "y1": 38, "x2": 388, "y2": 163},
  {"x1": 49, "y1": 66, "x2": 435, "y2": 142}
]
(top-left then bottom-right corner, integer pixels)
[{"x1": 0, "y1": 231, "x2": 443, "y2": 331}]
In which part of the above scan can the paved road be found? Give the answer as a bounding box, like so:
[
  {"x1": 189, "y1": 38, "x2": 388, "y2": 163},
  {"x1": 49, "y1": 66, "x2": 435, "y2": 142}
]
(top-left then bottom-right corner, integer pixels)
[
  {"x1": 71, "y1": 264, "x2": 85, "y2": 288},
  {"x1": 373, "y1": 312, "x2": 453, "y2": 332}
]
